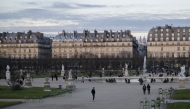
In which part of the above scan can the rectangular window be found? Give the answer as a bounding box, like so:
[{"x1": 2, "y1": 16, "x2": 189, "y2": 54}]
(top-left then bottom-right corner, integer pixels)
[
  {"x1": 29, "y1": 49, "x2": 31, "y2": 53},
  {"x1": 161, "y1": 47, "x2": 163, "y2": 51},
  {"x1": 172, "y1": 33, "x2": 174, "y2": 37},
  {"x1": 183, "y1": 47, "x2": 185, "y2": 50},
  {"x1": 178, "y1": 47, "x2": 180, "y2": 50}
]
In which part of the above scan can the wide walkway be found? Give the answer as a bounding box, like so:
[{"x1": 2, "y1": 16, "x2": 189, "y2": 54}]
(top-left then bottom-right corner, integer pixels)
[{"x1": 0, "y1": 77, "x2": 190, "y2": 109}]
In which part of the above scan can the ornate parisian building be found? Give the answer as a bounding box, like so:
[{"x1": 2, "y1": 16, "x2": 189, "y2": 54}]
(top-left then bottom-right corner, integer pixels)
[
  {"x1": 0, "y1": 30, "x2": 51, "y2": 59},
  {"x1": 52, "y1": 30, "x2": 138, "y2": 59},
  {"x1": 147, "y1": 25, "x2": 190, "y2": 69}
]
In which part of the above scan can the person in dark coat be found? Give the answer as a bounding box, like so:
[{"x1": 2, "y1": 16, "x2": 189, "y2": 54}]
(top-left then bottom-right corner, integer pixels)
[
  {"x1": 51, "y1": 74, "x2": 53, "y2": 81},
  {"x1": 142, "y1": 84, "x2": 146, "y2": 95},
  {"x1": 147, "y1": 84, "x2": 151, "y2": 94},
  {"x1": 91, "y1": 87, "x2": 96, "y2": 101}
]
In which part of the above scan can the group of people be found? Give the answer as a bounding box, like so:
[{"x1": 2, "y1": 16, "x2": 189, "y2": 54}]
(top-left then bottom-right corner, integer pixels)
[
  {"x1": 51, "y1": 74, "x2": 58, "y2": 81},
  {"x1": 142, "y1": 84, "x2": 151, "y2": 95}
]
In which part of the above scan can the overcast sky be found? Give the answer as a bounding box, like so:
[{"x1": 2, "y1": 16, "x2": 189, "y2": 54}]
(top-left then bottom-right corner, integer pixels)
[{"x1": 0, "y1": 0, "x2": 190, "y2": 38}]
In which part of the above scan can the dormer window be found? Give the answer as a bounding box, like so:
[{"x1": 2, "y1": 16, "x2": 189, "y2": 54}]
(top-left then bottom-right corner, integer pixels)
[
  {"x1": 183, "y1": 29, "x2": 185, "y2": 32},
  {"x1": 161, "y1": 29, "x2": 163, "y2": 32}
]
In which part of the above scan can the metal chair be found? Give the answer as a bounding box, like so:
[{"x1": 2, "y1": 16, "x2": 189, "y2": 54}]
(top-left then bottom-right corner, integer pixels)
[
  {"x1": 38, "y1": 96, "x2": 43, "y2": 103},
  {"x1": 150, "y1": 100, "x2": 156, "y2": 109},
  {"x1": 139, "y1": 101, "x2": 144, "y2": 109}
]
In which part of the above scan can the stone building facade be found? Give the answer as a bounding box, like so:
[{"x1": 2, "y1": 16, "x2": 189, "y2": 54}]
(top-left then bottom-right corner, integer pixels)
[
  {"x1": 52, "y1": 30, "x2": 138, "y2": 59},
  {"x1": 0, "y1": 30, "x2": 51, "y2": 59},
  {"x1": 147, "y1": 25, "x2": 190, "y2": 68}
]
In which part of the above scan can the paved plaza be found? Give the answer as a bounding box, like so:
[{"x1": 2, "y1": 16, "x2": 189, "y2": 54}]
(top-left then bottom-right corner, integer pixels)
[{"x1": 0, "y1": 77, "x2": 190, "y2": 109}]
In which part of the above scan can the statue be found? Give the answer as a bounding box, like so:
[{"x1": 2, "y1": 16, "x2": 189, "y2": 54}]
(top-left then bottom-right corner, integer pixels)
[
  {"x1": 62, "y1": 64, "x2": 64, "y2": 71},
  {"x1": 6, "y1": 65, "x2": 10, "y2": 71},
  {"x1": 179, "y1": 65, "x2": 186, "y2": 78},
  {"x1": 68, "y1": 69, "x2": 73, "y2": 79},
  {"x1": 125, "y1": 63, "x2": 128, "y2": 70},
  {"x1": 20, "y1": 69, "x2": 23, "y2": 76},
  {"x1": 124, "y1": 63, "x2": 129, "y2": 76}
]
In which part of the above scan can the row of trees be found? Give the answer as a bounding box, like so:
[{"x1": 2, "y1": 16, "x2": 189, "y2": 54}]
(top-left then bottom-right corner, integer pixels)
[{"x1": 0, "y1": 51, "x2": 144, "y2": 76}]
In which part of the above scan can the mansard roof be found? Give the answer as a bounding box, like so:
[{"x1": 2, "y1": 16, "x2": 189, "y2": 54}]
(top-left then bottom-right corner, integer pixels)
[
  {"x1": 0, "y1": 31, "x2": 50, "y2": 44},
  {"x1": 53, "y1": 30, "x2": 133, "y2": 42},
  {"x1": 147, "y1": 25, "x2": 190, "y2": 42}
]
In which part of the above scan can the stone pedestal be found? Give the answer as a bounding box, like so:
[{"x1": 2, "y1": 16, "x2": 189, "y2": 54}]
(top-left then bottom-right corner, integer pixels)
[
  {"x1": 179, "y1": 79, "x2": 186, "y2": 89},
  {"x1": 61, "y1": 70, "x2": 65, "y2": 76},
  {"x1": 44, "y1": 77, "x2": 51, "y2": 91},
  {"x1": 66, "y1": 78, "x2": 76, "y2": 91},
  {"x1": 124, "y1": 69, "x2": 128, "y2": 76},
  {"x1": 6, "y1": 71, "x2": 10, "y2": 80},
  {"x1": 24, "y1": 78, "x2": 32, "y2": 88}
]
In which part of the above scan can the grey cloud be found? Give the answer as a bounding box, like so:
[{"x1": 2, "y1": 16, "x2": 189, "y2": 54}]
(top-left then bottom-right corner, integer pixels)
[
  {"x1": 0, "y1": 8, "x2": 83, "y2": 20},
  {"x1": 25, "y1": 1, "x2": 38, "y2": 5},
  {"x1": 76, "y1": 3, "x2": 106, "y2": 8},
  {"x1": 52, "y1": 2, "x2": 73, "y2": 9},
  {"x1": 1, "y1": 18, "x2": 190, "y2": 36},
  {"x1": 52, "y1": 2, "x2": 106, "y2": 9}
]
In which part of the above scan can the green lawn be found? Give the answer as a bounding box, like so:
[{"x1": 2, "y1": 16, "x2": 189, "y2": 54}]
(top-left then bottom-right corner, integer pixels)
[
  {"x1": 0, "y1": 101, "x2": 22, "y2": 108},
  {"x1": 172, "y1": 89, "x2": 190, "y2": 100},
  {"x1": 167, "y1": 102, "x2": 190, "y2": 109},
  {"x1": 0, "y1": 86, "x2": 68, "y2": 99}
]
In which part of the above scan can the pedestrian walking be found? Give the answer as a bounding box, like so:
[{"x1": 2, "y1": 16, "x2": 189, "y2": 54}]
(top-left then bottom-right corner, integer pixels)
[
  {"x1": 142, "y1": 84, "x2": 146, "y2": 95},
  {"x1": 147, "y1": 84, "x2": 151, "y2": 94},
  {"x1": 91, "y1": 87, "x2": 95, "y2": 102}
]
